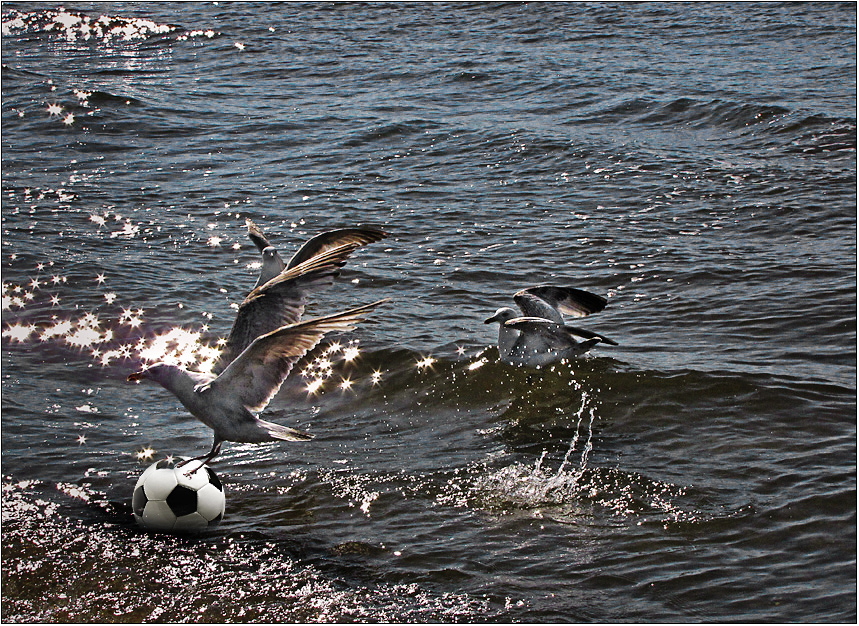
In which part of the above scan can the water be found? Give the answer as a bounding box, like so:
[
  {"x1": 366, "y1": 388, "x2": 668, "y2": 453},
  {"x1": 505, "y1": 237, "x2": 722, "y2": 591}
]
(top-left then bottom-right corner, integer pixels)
[{"x1": 1, "y1": 2, "x2": 855, "y2": 622}]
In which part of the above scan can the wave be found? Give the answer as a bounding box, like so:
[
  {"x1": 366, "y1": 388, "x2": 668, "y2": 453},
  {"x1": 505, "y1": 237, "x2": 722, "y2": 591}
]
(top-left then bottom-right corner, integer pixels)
[
  {"x1": 573, "y1": 95, "x2": 856, "y2": 154},
  {"x1": 341, "y1": 120, "x2": 443, "y2": 148},
  {"x1": 299, "y1": 345, "x2": 855, "y2": 412}
]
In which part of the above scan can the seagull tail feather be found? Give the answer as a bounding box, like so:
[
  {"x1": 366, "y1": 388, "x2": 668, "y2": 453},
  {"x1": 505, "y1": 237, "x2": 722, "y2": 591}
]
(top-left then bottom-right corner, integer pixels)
[{"x1": 261, "y1": 419, "x2": 314, "y2": 442}]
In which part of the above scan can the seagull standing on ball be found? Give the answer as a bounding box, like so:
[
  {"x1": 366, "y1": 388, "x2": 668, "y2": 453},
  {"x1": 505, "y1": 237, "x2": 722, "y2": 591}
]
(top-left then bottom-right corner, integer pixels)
[
  {"x1": 128, "y1": 299, "x2": 387, "y2": 469},
  {"x1": 484, "y1": 285, "x2": 617, "y2": 367},
  {"x1": 129, "y1": 229, "x2": 389, "y2": 468}
]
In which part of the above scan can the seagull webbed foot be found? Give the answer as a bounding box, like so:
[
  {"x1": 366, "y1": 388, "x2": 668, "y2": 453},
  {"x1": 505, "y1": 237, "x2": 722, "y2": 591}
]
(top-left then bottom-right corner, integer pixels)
[{"x1": 176, "y1": 440, "x2": 223, "y2": 475}]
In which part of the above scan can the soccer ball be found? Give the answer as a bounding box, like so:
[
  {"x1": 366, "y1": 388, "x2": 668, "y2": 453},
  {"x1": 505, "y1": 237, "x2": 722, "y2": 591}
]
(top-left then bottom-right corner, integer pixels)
[{"x1": 132, "y1": 458, "x2": 225, "y2": 532}]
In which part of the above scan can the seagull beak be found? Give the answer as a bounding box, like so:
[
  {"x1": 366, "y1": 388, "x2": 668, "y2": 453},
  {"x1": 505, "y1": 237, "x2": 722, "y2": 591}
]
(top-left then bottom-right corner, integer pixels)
[
  {"x1": 127, "y1": 371, "x2": 145, "y2": 382},
  {"x1": 484, "y1": 314, "x2": 498, "y2": 324}
]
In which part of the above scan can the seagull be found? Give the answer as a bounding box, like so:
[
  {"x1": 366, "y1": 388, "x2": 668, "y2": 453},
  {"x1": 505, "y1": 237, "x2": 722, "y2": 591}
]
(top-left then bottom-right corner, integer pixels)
[
  {"x1": 246, "y1": 218, "x2": 388, "y2": 290},
  {"x1": 128, "y1": 238, "x2": 389, "y2": 468},
  {"x1": 484, "y1": 286, "x2": 617, "y2": 367},
  {"x1": 129, "y1": 297, "x2": 389, "y2": 469}
]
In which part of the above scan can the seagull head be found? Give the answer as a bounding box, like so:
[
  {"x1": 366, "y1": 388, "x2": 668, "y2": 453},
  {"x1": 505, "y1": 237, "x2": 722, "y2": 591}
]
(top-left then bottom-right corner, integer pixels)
[
  {"x1": 484, "y1": 307, "x2": 518, "y2": 325},
  {"x1": 128, "y1": 363, "x2": 203, "y2": 397}
]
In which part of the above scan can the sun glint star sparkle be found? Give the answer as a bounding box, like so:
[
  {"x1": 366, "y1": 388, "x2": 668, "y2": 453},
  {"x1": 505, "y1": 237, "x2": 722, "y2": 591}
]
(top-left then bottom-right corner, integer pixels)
[
  {"x1": 136, "y1": 447, "x2": 155, "y2": 461},
  {"x1": 416, "y1": 356, "x2": 436, "y2": 370}
]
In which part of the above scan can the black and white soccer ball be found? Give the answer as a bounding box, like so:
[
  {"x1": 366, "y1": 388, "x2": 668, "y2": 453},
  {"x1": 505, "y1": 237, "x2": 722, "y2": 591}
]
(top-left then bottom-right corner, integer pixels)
[{"x1": 132, "y1": 458, "x2": 225, "y2": 532}]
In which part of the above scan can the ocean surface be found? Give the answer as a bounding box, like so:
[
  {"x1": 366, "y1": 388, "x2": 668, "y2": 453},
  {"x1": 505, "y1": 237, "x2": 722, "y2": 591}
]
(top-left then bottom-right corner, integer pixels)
[{"x1": 1, "y1": 2, "x2": 856, "y2": 622}]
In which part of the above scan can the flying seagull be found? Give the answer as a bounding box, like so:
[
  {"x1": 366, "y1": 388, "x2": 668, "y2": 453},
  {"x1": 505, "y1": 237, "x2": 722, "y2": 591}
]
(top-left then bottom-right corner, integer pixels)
[
  {"x1": 246, "y1": 218, "x2": 388, "y2": 290},
  {"x1": 484, "y1": 285, "x2": 617, "y2": 367},
  {"x1": 129, "y1": 240, "x2": 389, "y2": 468}
]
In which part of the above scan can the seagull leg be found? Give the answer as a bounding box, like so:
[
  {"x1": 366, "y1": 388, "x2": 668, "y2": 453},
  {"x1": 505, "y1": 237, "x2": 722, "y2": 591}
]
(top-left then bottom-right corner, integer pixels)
[{"x1": 177, "y1": 438, "x2": 223, "y2": 475}]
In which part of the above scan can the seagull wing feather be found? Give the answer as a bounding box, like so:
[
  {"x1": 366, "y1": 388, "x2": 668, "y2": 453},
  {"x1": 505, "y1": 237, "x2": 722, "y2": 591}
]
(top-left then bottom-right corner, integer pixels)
[
  {"x1": 504, "y1": 316, "x2": 586, "y2": 350},
  {"x1": 505, "y1": 317, "x2": 616, "y2": 348},
  {"x1": 286, "y1": 227, "x2": 388, "y2": 269},
  {"x1": 513, "y1": 291, "x2": 565, "y2": 323},
  {"x1": 516, "y1": 286, "x2": 607, "y2": 319},
  {"x1": 565, "y1": 325, "x2": 619, "y2": 346},
  {"x1": 213, "y1": 299, "x2": 389, "y2": 413}
]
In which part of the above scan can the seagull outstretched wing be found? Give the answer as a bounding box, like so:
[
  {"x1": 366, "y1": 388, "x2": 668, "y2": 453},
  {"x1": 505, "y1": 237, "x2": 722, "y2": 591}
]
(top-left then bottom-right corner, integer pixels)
[
  {"x1": 514, "y1": 286, "x2": 607, "y2": 320},
  {"x1": 246, "y1": 219, "x2": 388, "y2": 289},
  {"x1": 209, "y1": 299, "x2": 389, "y2": 413}
]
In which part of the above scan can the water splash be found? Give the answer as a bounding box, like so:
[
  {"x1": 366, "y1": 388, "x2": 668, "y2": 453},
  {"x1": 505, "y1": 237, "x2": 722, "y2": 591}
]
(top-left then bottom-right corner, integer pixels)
[
  {"x1": 531, "y1": 390, "x2": 597, "y2": 500},
  {"x1": 468, "y1": 390, "x2": 597, "y2": 512}
]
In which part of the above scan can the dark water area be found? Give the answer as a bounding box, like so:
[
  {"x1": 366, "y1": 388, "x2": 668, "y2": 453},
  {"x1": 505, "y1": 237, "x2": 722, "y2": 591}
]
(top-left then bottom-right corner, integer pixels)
[{"x1": 1, "y1": 2, "x2": 856, "y2": 622}]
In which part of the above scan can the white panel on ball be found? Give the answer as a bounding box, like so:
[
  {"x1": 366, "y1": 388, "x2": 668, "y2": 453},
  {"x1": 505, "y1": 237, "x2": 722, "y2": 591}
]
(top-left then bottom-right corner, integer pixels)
[
  {"x1": 196, "y1": 483, "x2": 226, "y2": 520},
  {"x1": 142, "y1": 469, "x2": 179, "y2": 500}
]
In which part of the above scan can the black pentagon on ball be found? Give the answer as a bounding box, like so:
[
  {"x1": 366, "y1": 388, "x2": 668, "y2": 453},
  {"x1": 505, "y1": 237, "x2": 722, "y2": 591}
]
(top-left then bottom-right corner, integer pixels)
[
  {"x1": 166, "y1": 484, "x2": 198, "y2": 517},
  {"x1": 132, "y1": 485, "x2": 148, "y2": 517},
  {"x1": 205, "y1": 466, "x2": 223, "y2": 491}
]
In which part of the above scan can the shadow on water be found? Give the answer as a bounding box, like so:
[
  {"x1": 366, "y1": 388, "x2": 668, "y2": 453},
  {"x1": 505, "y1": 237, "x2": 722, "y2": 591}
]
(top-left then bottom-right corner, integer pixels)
[{"x1": 1, "y1": 477, "x2": 498, "y2": 623}]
